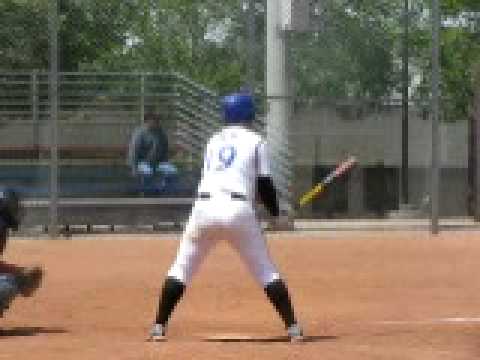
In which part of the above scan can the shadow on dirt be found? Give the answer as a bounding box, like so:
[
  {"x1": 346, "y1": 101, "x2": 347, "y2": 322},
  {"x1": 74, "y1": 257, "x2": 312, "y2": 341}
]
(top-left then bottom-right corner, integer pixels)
[
  {"x1": 203, "y1": 335, "x2": 338, "y2": 343},
  {"x1": 0, "y1": 326, "x2": 68, "y2": 338}
]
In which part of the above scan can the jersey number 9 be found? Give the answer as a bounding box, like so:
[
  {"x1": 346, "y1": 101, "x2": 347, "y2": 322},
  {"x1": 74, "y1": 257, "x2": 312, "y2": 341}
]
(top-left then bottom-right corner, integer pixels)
[{"x1": 207, "y1": 145, "x2": 237, "y2": 171}]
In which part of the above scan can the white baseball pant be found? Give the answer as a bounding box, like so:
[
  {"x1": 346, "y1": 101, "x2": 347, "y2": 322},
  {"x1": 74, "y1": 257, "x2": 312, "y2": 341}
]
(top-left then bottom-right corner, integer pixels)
[{"x1": 167, "y1": 192, "x2": 280, "y2": 286}]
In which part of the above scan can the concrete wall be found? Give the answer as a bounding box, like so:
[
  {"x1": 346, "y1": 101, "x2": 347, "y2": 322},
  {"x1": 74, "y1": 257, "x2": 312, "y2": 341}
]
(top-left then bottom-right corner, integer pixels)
[
  {"x1": 290, "y1": 103, "x2": 471, "y2": 217},
  {"x1": 0, "y1": 102, "x2": 473, "y2": 217}
]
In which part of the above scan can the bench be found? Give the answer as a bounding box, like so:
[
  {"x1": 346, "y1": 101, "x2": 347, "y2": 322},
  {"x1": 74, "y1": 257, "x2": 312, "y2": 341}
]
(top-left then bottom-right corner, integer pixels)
[{"x1": 21, "y1": 197, "x2": 194, "y2": 231}]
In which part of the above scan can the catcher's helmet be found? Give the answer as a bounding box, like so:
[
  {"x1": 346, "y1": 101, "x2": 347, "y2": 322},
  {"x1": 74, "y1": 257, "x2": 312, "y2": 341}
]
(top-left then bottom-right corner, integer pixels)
[
  {"x1": 222, "y1": 93, "x2": 255, "y2": 124},
  {"x1": 0, "y1": 187, "x2": 21, "y2": 230}
]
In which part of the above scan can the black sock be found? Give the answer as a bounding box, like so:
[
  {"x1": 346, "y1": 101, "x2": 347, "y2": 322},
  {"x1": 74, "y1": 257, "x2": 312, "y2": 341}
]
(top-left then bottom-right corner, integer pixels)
[
  {"x1": 154, "y1": 276, "x2": 186, "y2": 326},
  {"x1": 264, "y1": 279, "x2": 297, "y2": 328}
]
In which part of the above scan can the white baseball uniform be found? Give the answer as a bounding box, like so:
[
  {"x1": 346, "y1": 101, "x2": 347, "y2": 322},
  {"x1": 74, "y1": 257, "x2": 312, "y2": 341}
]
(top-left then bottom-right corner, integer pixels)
[{"x1": 167, "y1": 125, "x2": 281, "y2": 286}]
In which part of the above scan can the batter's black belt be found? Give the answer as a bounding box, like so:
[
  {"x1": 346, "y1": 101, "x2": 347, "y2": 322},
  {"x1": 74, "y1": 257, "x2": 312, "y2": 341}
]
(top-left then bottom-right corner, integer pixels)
[{"x1": 198, "y1": 192, "x2": 247, "y2": 201}]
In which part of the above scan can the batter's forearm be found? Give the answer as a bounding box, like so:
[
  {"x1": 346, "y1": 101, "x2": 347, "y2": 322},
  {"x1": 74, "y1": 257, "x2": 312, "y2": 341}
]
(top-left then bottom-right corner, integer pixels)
[{"x1": 257, "y1": 176, "x2": 280, "y2": 217}]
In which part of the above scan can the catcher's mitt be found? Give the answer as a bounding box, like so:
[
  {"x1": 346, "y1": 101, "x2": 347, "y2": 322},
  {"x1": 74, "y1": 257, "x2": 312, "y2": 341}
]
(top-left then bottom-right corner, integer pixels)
[{"x1": 15, "y1": 266, "x2": 43, "y2": 297}]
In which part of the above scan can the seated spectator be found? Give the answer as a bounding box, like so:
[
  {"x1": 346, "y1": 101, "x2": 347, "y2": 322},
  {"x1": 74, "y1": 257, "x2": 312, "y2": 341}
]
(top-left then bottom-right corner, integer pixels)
[{"x1": 127, "y1": 113, "x2": 178, "y2": 195}]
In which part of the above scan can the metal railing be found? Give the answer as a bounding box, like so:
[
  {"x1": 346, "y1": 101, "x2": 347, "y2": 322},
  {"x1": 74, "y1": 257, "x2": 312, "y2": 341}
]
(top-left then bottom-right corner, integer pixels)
[{"x1": 0, "y1": 71, "x2": 225, "y2": 232}]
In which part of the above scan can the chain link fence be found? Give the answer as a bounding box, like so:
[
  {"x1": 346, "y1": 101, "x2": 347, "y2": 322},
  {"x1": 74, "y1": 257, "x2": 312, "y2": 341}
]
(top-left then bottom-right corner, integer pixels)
[
  {"x1": 283, "y1": 0, "x2": 435, "y2": 220},
  {"x1": 0, "y1": 0, "x2": 478, "y2": 233}
]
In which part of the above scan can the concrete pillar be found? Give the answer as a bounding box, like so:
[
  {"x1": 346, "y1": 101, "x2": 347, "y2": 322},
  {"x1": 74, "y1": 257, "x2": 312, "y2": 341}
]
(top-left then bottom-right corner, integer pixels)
[
  {"x1": 266, "y1": 0, "x2": 292, "y2": 213},
  {"x1": 348, "y1": 167, "x2": 364, "y2": 217}
]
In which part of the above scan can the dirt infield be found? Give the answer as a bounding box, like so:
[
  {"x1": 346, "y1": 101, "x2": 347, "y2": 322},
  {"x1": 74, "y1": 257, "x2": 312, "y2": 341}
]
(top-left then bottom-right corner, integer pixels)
[{"x1": 1, "y1": 230, "x2": 480, "y2": 359}]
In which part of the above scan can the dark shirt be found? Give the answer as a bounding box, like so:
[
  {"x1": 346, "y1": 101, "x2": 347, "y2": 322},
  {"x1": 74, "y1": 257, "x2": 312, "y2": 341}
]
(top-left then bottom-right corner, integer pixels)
[{"x1": 128, "y1": 125, "x2": 169, "y2": 171}]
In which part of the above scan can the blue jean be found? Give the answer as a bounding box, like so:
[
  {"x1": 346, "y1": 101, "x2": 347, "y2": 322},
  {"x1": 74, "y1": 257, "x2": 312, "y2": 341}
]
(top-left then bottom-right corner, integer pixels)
[{"x1": 136, "y1": 162, "x2": 178, "y2": 195}]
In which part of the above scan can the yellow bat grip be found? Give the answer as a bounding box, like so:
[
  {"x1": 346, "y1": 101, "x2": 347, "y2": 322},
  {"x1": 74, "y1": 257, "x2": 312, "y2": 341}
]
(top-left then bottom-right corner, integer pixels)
[{"x1": 299, "y1": 183, "x2": 324, "y2": 207}]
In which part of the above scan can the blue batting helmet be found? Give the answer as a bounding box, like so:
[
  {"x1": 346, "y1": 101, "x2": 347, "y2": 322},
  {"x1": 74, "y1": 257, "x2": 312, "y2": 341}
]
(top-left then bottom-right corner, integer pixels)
[{"x1": 222, "y1": 93, "x2": 255, "y2": 124}]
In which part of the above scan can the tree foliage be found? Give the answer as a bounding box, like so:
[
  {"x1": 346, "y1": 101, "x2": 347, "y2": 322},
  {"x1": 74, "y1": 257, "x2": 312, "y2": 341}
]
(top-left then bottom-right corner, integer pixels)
[
  {"x1": 82, "y1": 0, "x2": 252, "y2": 94},
  {"x1": 58, "y1": 0, "x2": 137, "y2": 71},
  {"x1": 0, "y1": 0, "x2": 478, "y2": 117},
  {"x1": 0, "y1": 0, "x2": 49, "y2": 70},
  {"x1": 440, "y1": 0, "x2": 480, "y2": 119},
  {"x1": 290, "y1": 0, "x2": 402, "y2": 100}
]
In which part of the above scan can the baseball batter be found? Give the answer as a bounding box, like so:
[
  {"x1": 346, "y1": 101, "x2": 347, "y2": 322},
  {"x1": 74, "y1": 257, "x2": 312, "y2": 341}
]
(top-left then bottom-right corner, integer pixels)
[{"x1": 148, "y1": 92, "x2": 303, "y2": 342}]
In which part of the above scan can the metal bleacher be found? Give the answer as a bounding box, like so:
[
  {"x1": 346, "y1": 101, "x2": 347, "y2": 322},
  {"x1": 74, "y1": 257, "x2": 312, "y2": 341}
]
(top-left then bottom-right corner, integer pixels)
[{"x1": 0, "y1": 71, "x2": 221, "y2": 232}]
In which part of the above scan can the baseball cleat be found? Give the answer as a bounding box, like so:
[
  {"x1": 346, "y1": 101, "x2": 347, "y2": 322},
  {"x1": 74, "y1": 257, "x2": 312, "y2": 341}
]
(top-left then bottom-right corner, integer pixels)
[
  {"x1": 287, "y1": 323, "x2": 304, "y2": 343},
  {"x1": 148, "y1": 323, "x2": 166, "y2": 342}
]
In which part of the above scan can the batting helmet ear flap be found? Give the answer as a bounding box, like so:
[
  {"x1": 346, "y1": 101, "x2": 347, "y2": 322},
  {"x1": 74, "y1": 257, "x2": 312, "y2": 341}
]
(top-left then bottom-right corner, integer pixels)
[{"x1": 222, "y1": 92, "x2": 255, "y2": 124}]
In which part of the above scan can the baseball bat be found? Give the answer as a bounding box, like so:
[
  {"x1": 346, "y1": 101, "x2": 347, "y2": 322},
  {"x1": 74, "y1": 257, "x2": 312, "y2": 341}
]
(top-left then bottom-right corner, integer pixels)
[{"x1": 298, "y1": 156, "x2": 357, "y2": 207}]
